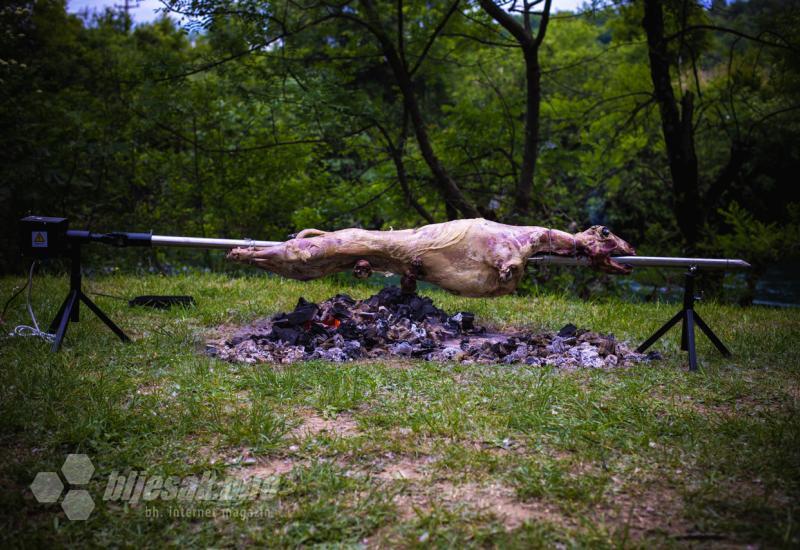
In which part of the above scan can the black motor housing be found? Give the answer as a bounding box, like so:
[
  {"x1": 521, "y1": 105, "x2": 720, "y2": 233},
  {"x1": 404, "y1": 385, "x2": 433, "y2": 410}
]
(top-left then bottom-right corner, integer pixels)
[{"x1": 18, "y1": 216, "x2": 69, "y2": 258}]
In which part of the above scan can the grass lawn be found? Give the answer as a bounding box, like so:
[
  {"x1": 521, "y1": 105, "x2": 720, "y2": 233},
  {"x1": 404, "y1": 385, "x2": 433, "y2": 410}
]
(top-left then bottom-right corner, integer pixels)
[{"x1": 1, "y1": 272, "x2": 798, "y2": 547}]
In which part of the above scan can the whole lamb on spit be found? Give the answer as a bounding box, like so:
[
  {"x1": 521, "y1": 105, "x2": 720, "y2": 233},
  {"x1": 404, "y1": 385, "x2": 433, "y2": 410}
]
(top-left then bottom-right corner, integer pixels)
[{"x1": 227, "y1": 218, "x2": 635, "y2": 298}]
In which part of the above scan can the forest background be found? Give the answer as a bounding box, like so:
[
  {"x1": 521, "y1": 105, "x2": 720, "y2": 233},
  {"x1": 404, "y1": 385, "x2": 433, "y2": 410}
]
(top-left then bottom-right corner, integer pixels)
[{"x1": 2, "y1": 0, "x2": 798, "y2": 304}]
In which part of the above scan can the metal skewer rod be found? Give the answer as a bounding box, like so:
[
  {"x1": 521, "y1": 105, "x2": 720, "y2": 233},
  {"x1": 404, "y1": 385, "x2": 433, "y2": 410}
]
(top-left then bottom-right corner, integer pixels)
[
  {"x1": 67, "y1": 228, "x2": 752, "y2": 270},
  {"x1": 65, "y1": 230, "x2": 283, "y2": 250},
  {"x1": 528, "y1": 255, "x2": 751, "y2": 270},
  {"x1": 150, "y1": 237, "x2": 752, "y2": 271},
  {"x1": 150, "y1": 235, "x2": 282, "y2": 249}
]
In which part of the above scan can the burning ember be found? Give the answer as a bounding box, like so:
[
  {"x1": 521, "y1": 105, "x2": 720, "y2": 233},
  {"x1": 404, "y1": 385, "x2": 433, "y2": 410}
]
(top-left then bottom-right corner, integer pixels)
[{"x1": 208, "y1": 287, "x2": 655, "y2": 369}]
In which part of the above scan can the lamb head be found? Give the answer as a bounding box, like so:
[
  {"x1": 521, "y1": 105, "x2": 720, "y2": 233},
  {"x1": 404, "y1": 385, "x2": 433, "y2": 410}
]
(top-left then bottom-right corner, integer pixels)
[{"x1": 575, "y1": 225, "x2": 636, "y2": 275}]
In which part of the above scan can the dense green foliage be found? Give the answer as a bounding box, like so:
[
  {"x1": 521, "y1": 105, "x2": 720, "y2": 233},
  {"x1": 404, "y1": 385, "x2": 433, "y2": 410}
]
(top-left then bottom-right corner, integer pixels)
[{"x1": 2, "y1": 0, "x2": 799, "y2": 299}]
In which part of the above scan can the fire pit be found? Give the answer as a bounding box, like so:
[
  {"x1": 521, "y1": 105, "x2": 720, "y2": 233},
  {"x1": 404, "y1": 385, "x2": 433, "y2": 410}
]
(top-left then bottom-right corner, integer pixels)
[{"x1": 208, "y1": 287, "x2": 654, "y2": 369}]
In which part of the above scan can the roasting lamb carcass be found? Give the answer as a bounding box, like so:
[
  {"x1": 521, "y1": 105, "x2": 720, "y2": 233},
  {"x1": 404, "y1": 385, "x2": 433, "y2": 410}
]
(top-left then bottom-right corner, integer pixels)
[{"x1": 227, "y1": 219, "x2": 635, "y2": 298}]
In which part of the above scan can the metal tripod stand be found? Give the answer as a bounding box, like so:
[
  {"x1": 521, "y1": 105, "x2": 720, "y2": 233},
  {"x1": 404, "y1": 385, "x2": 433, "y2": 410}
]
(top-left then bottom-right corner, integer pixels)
[
  {"x1": 48, "y1": 243, "x2": 130, "y2": 352},
  {"x1": 636, "y1": 266, "x2": 731, "y2": 371}
]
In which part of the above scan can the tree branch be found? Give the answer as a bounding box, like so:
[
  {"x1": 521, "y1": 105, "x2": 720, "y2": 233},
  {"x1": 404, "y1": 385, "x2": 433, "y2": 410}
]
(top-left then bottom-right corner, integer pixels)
[
  {"x1": 477, "y1": 0, "x2": 533, "y2": 47},
  {"x1": 534, "y1": 0, "x2": 552, "y2": 47},
  {"x1": 409, "y1": 0, "x2": 461, "y2": 77},
  {"x1": 664, "y1": 24, "x2": 796, "y2": 52},
  {"x1": 374, "y1": 114, "x2": 436, "y2": 223},
  {"x1": 441, "y1": 32, "x2": 519, "y2": 48}
]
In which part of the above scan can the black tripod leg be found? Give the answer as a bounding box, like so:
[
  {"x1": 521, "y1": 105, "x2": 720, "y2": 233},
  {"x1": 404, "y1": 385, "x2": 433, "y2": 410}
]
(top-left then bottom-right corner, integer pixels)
[
  {"x1": 693, "y1": 311, "x2": 732, "y2": 357},
  {"x1": 51, "y1": 290, "x2": 78, "y2": 352},
  {"x1": 685, "y1": 309, "x2": 698, "y2": 371},
  {"x1": 636, "y1": 310, "x2": 684, "y2": 353},
  {"x1": 680, "y1": 316, "x2": 688, "y2": 351},
  {"x1": 71, "y1": 291, "x2": 80, "y2": 322},
  {"x1": 78, "y1": 292, "x2": 131, "y2": 343},
  {"x1": 48, "y1": 294, "x2": 71, "y2": 333}
]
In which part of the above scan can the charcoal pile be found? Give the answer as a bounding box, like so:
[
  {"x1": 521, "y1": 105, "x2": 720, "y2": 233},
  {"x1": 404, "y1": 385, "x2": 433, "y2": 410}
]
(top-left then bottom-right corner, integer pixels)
[{"x1": 208, "y1": 286, "x2": 653, "y2": 369}]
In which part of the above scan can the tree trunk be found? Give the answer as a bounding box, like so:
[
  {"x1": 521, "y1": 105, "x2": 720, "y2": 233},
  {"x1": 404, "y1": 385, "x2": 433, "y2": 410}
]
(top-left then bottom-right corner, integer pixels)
[
  {"x1": 401, "y1": 78, "x2": 481, "y2": 218},
  {"x1": 642, "y1": 0, "x2": 702, "y2": 250},
  {"x1": 383, "y1": 115, "x2": 436, "y2": 223},
  {"x1": 359, "y1": 0, "x2": 481, "y2": 219},
  {"x1": 477, "y1": 0, "x2": 552, "y2": 221},
  {"x1": 516, "y1": 44, "x2": 542, "y2": 217}
]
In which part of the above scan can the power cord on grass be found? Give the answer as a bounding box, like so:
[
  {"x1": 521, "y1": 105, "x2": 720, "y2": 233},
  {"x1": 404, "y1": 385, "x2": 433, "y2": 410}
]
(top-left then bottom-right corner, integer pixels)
[
  {"x1": 0, "y1": 277, "x2": 28, "y2": 325},
  {"x1": 4, "y1": 262, "x2": 55, "y2": 342}
]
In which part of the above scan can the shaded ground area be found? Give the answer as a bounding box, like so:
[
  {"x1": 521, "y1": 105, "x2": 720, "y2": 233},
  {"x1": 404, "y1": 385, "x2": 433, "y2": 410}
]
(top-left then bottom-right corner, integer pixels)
[
  {"x1": 0, "y1": 274, "x2": 798, "y2": 547},
  {"x1": 209, "y1": 286, "x2": 651, "y2": 369}
]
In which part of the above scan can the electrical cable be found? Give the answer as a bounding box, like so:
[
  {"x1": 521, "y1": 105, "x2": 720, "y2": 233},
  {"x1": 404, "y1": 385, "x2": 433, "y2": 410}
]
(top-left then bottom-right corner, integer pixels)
[
  {"x1": 1, "y1": 278, "x2": 28, "y2": 324},
  {"x1": 9, "y1": 262, "x2": 55, "y2": 343}
]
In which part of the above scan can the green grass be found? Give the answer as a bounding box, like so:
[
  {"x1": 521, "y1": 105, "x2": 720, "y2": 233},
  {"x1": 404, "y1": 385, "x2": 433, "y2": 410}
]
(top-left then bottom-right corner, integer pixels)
[{"x1": 1, "y1": 272, "x2": 799, "y2": 548}]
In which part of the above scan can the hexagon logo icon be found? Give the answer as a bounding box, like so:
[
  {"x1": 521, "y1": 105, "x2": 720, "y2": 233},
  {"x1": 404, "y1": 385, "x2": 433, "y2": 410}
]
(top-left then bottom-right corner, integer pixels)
[
  {"x1": 62, "y1": 454, "x2": 94, "y2": 485},
  {"x1": 30, "y1": 454, "x2": 96, "y2": 520},
  {"x1": 61, "y1": 490, "x2": 95, "y2": 521},
  {"x1": 30, "y1": 472, "x2": 64, "y2": 503}
]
